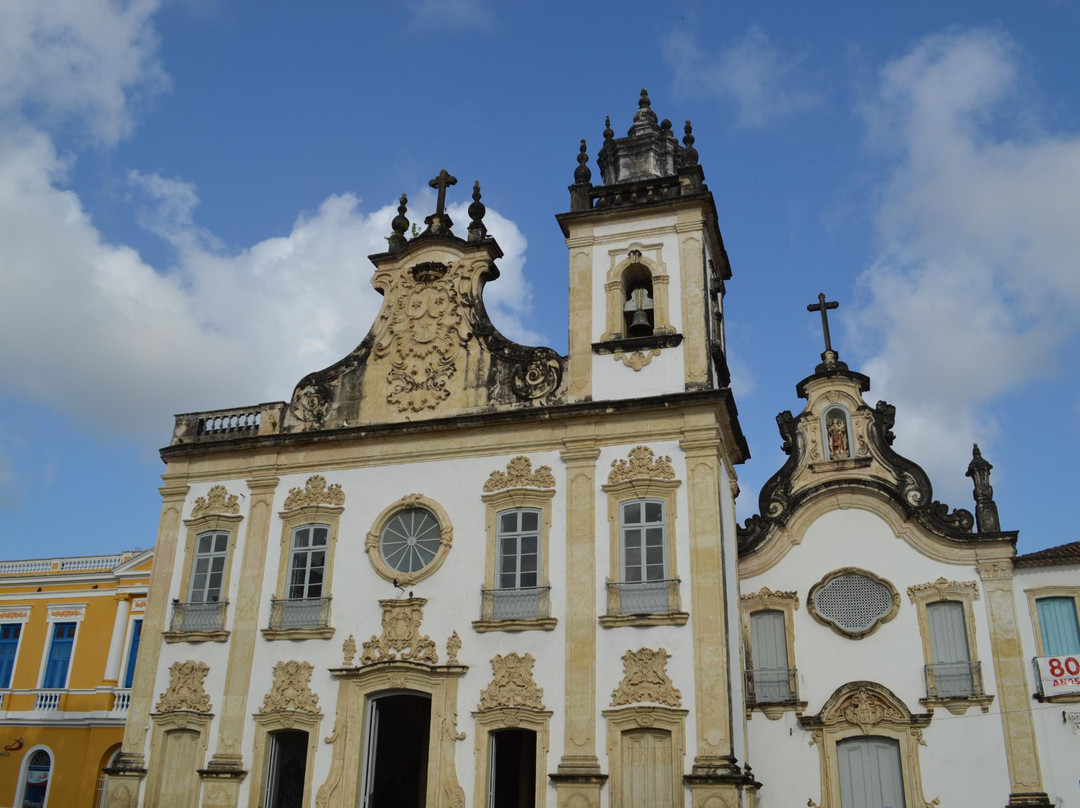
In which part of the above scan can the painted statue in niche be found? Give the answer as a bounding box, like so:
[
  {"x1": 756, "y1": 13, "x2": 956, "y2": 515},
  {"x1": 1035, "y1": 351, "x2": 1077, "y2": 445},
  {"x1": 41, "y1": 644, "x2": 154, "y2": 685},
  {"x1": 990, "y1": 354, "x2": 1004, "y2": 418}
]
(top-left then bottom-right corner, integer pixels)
[{"x1": 826, "y1": 411, "x2": 850, "y2": 459}]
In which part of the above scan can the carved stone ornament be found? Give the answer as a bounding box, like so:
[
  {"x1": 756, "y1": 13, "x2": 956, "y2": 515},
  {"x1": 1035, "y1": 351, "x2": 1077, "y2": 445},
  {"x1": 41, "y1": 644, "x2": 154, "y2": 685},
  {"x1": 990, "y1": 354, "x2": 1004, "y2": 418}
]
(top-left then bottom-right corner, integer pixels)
[
  {"x1": 614, "y1": 348, "x2": 661, "y2": 371},
  {"x1": 446, "y1": 631, "x2": 462, "y2": 665},
  {"x1": 842, "y1": 688, "x2": 903, "y2": 733},
  {"x1": 607, "y1": 446, "x2": 676, "y2": 485},
  {"x1": 284, "y1": 475, "x2": 346, "y2": 510},
  {"x1": 478, "y1": 652, "x2": 545, "y2": 710},
  {"x1": 741, "y1": 586, "x2": 800, "y2": 610},
  {"x1": 907, "y1": 578, "x2": 979, "y2": 604},
  {"x1": 156, "y1": 660, "x2": 211, "y2": 713},
  {"x1": 483, "y1": 456, "x2": 556, "y2": 492},
  {"x1": 371, "y1": 261, "x2": 471, "y2": 413},
  {"x1": 511, "y1": 354, "x2": 562, "y2": 401},
  {"x1": 342, "y1": 634, "x2": 357, "y2": 667},
  {"x1": 611, "y1": 647, "x2": 682, "y2": 707},
  {"x1": 290, "y1": 382, "x2": 332, "y2": 423},
  {"x1": 360, "y1": 598, "x2": 438, "y2": 665},
  {"x1": 259, "y1": 660, "x2": 320, "y2": 714},
  {"x1": 191, "y1": 485, "x2": 240, "y2": 518}
]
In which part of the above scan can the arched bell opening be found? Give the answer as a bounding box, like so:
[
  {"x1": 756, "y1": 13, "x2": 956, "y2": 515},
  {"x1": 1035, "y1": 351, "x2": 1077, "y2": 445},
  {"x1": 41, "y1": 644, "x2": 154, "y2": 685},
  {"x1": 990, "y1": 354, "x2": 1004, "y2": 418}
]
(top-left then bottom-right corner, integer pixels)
[{"x1": 622, "y1": 264, "x2": 655, "y2": 337}]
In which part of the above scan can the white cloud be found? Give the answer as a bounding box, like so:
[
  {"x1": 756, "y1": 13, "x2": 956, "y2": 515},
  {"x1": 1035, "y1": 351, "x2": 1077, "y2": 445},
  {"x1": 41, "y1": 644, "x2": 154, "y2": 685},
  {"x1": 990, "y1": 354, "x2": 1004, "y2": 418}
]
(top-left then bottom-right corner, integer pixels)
[
  {"x1": 662, "y1": 24, "x2": 819, "y2": 128},
  {"x1": 852, "y1": 28, "x2": 1080, "y2": 499},
  {"x1": 0, "y1": 0, "x2": 167, "y2": 145},
  {"x1": 403, "y1": 0, "x2": 493, "y2": 31}
]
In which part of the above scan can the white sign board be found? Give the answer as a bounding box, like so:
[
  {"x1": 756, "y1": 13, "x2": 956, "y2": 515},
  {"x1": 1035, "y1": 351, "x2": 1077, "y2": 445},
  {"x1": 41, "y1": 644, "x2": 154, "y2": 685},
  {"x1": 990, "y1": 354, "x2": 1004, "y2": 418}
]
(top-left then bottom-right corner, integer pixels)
[{"x1": 1036, "y1": 655, "x2": 1080, "y2": 697}]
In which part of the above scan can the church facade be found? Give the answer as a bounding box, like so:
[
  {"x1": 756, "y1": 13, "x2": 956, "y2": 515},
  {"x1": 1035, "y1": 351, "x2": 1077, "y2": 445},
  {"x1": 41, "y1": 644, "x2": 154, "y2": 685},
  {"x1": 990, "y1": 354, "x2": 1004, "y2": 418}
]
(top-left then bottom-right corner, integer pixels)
[{"x1": 101, "y1": 92, "x2": 1074, "y2": 808}]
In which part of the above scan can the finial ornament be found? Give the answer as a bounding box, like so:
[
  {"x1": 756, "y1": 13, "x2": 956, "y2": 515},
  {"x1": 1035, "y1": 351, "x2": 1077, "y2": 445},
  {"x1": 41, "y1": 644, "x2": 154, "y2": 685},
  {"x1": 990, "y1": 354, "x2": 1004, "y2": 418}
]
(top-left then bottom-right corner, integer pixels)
[
  {"x1": 423, "y1": 169, "x2": 457, "y2": 236},
  {"x1": 639, "y1": 88, "x2": 651, "y2": 109},
  {"x1": 467, "y1": 180, "x2": 487, "y2": 243},
  {"x1": 966, "y1": 444, "x2": 1001, "y2": 533},
  {"x1": 388, "y1": 193, "x2": 409, "y2": 251},
  {"x1": 807, "y1": 292, "x2": 841, "y2": 369},
  {"x1": 603, "y1": 115, "x2": 614, "y2": 141},
  {"x1": 683, "y1": 120, "x2": 698, "y2": 165},
  {"x1": 574, "y1": 139, "x2": 592, "y2": 185}
]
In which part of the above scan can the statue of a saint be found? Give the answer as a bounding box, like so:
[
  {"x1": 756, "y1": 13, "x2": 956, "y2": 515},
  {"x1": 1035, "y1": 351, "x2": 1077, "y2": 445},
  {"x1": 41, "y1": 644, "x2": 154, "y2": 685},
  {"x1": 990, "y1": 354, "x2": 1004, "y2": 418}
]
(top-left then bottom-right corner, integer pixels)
[{"x1": 827, "y1": 416, "x2": 849, "y2": 459}]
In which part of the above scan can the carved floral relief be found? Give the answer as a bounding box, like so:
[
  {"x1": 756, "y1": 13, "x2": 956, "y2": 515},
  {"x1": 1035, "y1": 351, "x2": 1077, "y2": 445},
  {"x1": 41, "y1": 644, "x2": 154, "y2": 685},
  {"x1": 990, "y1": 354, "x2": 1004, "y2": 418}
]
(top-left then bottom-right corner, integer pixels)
[
  {"x1": 156, "y1": 660, "x2": 211, "y2": 713},
  {"x1": 483, "y1": 456, "x2": 556, "y2": 492},
  {"x1": 611, "y1": 647, "x2": 681, "y2": 707},
  {"x1": 607, "y1": 446, "x2": 676, "y2": 485},
  {"x1": 260, "y1": 660, "x2": 320, "y2": 714},
  {"x1": 478, "y1": 653, "x2": 545, "y2": 710},
  {"x1": 284, "y1": 475, "x2": 346, "y2": 510},
  {"x1": 361, "y1": 599, "x2": 438, "y2": 665},
  {"x1": 191, "y1": 485, "x2": 240, "y2": 518}
]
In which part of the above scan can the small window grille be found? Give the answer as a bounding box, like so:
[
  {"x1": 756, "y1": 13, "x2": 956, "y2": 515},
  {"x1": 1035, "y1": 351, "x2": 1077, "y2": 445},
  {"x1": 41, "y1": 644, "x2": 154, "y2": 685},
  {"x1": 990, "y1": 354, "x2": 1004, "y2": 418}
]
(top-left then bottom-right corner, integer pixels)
[{"x1": 814, "y1": 573, "x2": 893, "y2": 634}]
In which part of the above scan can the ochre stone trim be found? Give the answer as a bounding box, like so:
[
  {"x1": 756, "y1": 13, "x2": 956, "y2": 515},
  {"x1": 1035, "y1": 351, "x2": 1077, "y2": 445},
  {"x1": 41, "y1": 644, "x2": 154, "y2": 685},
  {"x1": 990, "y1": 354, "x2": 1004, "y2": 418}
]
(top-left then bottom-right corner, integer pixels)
[
  {"x1": 270, "y1": 502, "x2": 343, "y2": 634},
  {"x1": 191, "y1": 485, "x2": 240, "y2": 517},
  {"x1": 360, "y1": 598, "x2": 438, "y2": 666},
  {"x1": 472, "y1": 707, "x2": 552, "y2": 808},
  {"x1": 807, "y1": 566, "x2": 900, "y2": 640},
  {"x1": 472, "y1": 617, "x2": 557, "y2": 633},
  {"x1": 260, "y1": 660, "x2": 320, "y2": 714},
  {"x1": 607, "y1": 445, "x2": 676, "y2": 484},
  {"x1": 249, "y1": 710, "x2": 322, "y2": 808},
  {"x1": 283, "y1": 475, "x2": 346, "y2": 509},
  {"x1": 145, "y1": 711, "x2": 213, "y2": 808},
  {"x1": 610, "y1": 647, "x2": 681, "y2": 707},
  {"x1": 480, "y1": 479, "x2": 555, "y2": 617},
  {"x1": 162, "y1": 629, "x2": 229, "y2": 644},
  {"x1": 478, "y1": 652, "x2": 545, "y2": 710},
  {"x1": 740, "y1": 586, "x2": 803, "y2": 720},
  {"x1": 599, "y1": 611, "x2": 689, "y2": 628},
  {"x1": 364, "y1": 494, "x2": 453, "y2": 586},
  {"x1": 602, "y1": 705, "x2": 687, "y2": 808},
  {"x1": 601, "y1": 242, "x2": 673, "y2": 341},
  {"x1": 1024, "y1": 585, "x2": 1080, "y2": 657},
  {"x1": 156, "y1": 660, "x2": 211, "y2": 713},
  {"x1": 483, "y1": 456, "x2": 556, "y2": 492}
]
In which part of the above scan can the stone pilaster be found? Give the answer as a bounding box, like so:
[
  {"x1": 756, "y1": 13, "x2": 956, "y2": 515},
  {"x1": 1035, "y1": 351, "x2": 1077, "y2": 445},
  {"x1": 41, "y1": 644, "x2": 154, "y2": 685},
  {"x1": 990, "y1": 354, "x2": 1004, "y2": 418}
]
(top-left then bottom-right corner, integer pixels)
[
  {"x1": 977, "y1": 558, "x2": 1052, "y2": 808},
  {"x1": 566, "y1": 244, "x2": 594, "y2": 403},
  {"x1": 681, "y1": 428, "x2": 744, "y2": 806},
  {"x1": 553, "y1": 440, "x2": 606, "y2": 807},
  {"x1": 201, "y1": 473, "x2": 280, "y2": 805},
  {"x1": 102, "y1": 480, "x2": 189, "y2": 803},
  {"x1": 676, "y1": 211, "x2": 710, "y2": 391}
]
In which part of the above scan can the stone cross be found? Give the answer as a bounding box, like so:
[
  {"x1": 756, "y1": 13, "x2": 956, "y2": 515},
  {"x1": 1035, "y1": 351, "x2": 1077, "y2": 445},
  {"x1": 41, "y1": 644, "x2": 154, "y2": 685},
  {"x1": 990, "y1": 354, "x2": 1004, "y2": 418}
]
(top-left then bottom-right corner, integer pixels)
[
  {"x1": 429, "y1": 169, "x2": 458, "y2": 217},
  {"x1": 807, "y1": 292, "x2": 839, "y2": 353}
]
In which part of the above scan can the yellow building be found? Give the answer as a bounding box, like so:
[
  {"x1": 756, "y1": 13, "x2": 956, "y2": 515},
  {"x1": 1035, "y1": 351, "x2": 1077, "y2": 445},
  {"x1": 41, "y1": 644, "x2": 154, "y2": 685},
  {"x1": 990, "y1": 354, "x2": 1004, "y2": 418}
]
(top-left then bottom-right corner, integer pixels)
[{"x1": 0, "y1": 550, "x2": 152, "y2": 808}]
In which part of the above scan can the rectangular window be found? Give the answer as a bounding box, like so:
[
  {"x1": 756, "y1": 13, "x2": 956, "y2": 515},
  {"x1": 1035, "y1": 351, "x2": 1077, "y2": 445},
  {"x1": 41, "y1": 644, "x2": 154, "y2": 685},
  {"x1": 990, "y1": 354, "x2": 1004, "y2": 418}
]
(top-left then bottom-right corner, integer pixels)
[
  {"x1": 497, "y1": 510, "x2": 540, "y2": 589},
  {"x1": 621, "y1": 499, "x2": 666, "y2": 582},
  {"x1": 288, "y1": 525, "x2": 329, "y2": 599},
  {"x1": 42, "y1": 622, "x2": 76, "y2": 689},
  {"x1": 926, "y1": 601, "x2": 974, "y2": 697},
  {"x1": 189, "y1": 531, "x2": 229, "y2": 603},
  {"x1": 123, "y1": 619, "x2": 143, "y2": 689},
  {"x1": 837, "y1": 736, "x2": 906, "y2": 808},
  {"x1": 750, "y1": 610, "x2": 793, "y2": 702},
  {"x1": 1036, "y1": 597, "x2": 1080, "y2": 656},
  {"x1": 0, "y1": 623, "x2": 21, "y2": 689}
]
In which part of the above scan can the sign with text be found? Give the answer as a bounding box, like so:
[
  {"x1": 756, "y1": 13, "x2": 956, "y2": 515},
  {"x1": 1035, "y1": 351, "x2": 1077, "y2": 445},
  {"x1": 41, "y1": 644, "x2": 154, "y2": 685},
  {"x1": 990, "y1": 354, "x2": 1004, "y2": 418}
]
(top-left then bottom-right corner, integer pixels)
[{"x1": 1036, "y1": 655, "x2": 1080, "y2": 697}]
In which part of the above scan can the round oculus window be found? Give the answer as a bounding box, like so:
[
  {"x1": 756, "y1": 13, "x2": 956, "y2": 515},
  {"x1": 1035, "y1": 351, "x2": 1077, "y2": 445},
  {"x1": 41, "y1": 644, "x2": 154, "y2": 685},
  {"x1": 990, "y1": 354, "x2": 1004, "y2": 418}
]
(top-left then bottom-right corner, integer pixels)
[{"x1": 379, "y1": 507, "x2": 442, "y2": 574}]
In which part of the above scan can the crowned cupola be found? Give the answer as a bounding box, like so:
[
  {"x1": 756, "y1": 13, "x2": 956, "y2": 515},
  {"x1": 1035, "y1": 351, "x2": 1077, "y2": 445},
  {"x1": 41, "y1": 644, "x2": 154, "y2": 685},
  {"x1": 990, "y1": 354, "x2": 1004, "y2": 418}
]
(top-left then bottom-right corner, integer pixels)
[{"x1": 557, "y1": 89, "x2": 735, "y2": 407}]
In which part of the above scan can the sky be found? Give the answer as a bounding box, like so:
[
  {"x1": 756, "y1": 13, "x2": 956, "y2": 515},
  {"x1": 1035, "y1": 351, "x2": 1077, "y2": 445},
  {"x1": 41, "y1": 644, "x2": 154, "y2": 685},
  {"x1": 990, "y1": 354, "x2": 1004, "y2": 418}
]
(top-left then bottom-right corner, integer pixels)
[{"x1": 1, "y1": 0, "x2": 1079, "y2": 559}]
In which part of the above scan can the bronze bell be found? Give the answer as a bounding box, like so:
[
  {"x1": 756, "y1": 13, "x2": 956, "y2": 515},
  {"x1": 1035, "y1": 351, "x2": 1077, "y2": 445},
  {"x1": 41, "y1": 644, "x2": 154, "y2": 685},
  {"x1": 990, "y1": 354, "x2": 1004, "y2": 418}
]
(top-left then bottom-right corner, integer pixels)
[{"x1": 628, "y1": 308, "x2": 652, "y2": 337}]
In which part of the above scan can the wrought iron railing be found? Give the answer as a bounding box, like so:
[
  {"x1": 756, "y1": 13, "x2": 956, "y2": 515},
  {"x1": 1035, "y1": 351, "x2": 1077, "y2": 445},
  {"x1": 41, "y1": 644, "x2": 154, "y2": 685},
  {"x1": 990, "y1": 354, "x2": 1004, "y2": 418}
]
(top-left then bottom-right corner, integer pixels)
[
  {"x1": 924, "y1": 661, "x2": 982, "y2": 699},
  {"x1": 268, "y1": 596, "x2": 332, "y2": 630},
  {"x1": 170, "y1": 600, "x2": 228, "y2": 633},
  {"x1": 745, "y1": 668, "x2": 798, "y2": 704},
  {"x1": 479, "y1": 586, "x2": 551, "y2": 621},
  {"x1": 606, "y1": 578, "x2": 681, "y2": 616}
]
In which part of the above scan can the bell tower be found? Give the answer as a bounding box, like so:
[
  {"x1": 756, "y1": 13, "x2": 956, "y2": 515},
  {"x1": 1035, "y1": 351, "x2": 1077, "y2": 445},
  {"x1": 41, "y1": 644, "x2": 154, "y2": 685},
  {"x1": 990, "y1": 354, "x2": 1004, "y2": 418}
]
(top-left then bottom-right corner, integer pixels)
[{"x1": 557, "y1": 89, "x2": 733, "y2": 403}]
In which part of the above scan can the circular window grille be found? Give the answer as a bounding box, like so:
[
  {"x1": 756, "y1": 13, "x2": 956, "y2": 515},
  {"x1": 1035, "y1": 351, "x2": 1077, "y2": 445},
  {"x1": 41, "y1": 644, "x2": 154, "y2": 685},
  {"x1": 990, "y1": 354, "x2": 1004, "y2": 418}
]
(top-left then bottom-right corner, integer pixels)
[
  {"x1": 811, "y1": 571, "x2": 897, "y2": 637},
  {"x1": 379, "y1": 508, "x2": 442, "y2": 573}
]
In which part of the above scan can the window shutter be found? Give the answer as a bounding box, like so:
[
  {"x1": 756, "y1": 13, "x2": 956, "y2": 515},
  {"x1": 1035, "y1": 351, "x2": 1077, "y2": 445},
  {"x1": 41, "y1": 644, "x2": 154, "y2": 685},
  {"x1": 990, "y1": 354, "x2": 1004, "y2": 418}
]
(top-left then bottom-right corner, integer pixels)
[
  {"x1": 838, "y1": 736, "x2": 906, "y2": 808},
  {"x1": 1037, "y1": 597, "x2": 1080, "y2": 655},
  {"x1": 750, "y1": 610, "x2": 791, "y2": 701},
  {"x1": 926, "y1": 602, "x2": 969, "y2": 664},
  {"x1": 0, "y1": 624, "x2": 20, "y2": 689},
  {"x1": 42, "y1": 622, "x2": 76, "y2": 688}
]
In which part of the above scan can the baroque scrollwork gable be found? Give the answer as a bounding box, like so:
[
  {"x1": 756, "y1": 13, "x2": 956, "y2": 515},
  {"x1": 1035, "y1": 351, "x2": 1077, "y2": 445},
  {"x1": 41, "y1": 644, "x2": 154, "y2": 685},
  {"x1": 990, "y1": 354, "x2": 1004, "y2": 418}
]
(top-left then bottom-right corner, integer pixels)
[
  {"x1": 483, "y1": 457, "x2": 556, "y2": 492},
  {"x1": 611, "y1": 647, "x2": 682, "y2": 707},
  {"x1": 360, "y1": 598, "x2": 439, "y2": 665},
  {"x1": 191, "y1": 485, "x2": 240, "y2": 518},
  {"x1": 155, "y1": 660, "x2": 211, "y2": 713},
  {"x1": 260, "y1": 660, "x2": 321, "y2": 714},
  {"x1": 607, "y1": 446, "x2": 676, "y2": 485},
  {"x1": 284, "y1": 475, "x2": 346, "y2": 510},
  {"x1": 478, "y1": 653, "x2": 545, "y2": 710}
]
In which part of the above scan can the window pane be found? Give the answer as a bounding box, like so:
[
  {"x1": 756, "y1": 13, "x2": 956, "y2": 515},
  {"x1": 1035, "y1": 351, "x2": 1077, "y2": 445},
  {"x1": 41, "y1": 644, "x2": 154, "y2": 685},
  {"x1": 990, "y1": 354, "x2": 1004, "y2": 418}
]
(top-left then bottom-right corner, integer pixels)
[
  {"x1": 313, "y1": 526, "x2": 328, "y2": 545},
  {"x1": 521, "y1": 554, "x2": 538, "y2": 573},
  {"x1": 624, "y1": 528, "x2": 642, "y2": 549},
  {"x1": 1037, "y1": 597, "x2": 1080, "y2": 655},
  {"x1": 625, "y1": 566, "x2": 643, "y2": 583},
  {"x1": 623, "y1": 502, "x2": 641, "y2": 524},
  {"x1": 214, "y1": 533, "x2": 228, "y2": 552},
  {"x1": 521, "y1": 511, "x2": 539, "y2": 532},
  {"x1": 211, "y1": 556, "x2": 225, "y2": 573},
  {"x1": 521, "y1": 535, "x2": 538, "y2": 554},
  {"x1": 293, "y1": 528, "x2": 310, "y2": 549},
  {"x1": 501, "y1": 555, "x2": 517, "y2": 574},
  {"x1": 645, "y1": 527, "x2": 664, "y2": 546},
  {"x1": 310, "y1": 550, "x2": 325, "y2": 568},
  {"x1": 499, "y1": 572, "x2": 516, "y2": 589},
  {"x1": 645, "y1": 501, "x2": 663, "y2": 523},
  {"x1": 646, "y1": 545, "x2": 664, "y2": 566},
  {"x1": 198, "y1": 534, "x2": 213, "y2": 553},
  {"x1": 500, "y1": 512, "x2": 518, "y2": 533},
  {"x1": 521, "y1": 571, "x2": 538, "y2": 587}
]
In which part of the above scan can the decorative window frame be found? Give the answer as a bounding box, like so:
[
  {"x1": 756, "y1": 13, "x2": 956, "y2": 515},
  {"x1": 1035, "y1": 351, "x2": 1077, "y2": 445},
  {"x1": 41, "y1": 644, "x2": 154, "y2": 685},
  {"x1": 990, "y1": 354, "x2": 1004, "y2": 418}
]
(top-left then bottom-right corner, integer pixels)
[
  {"x1": 907, "y1": 578, "x2": 992, "y2": 714},
  {"x1": 807, "y1": 567, "x2": 900, "y2": 640},
  {"x1": 820, "y1": 404, "x2": 855, "y2": 461},
  {"x1": 145, "y1": 711, "x2": 213, "y2": 808},
  {"x1": 164, "y1": 512, "x2": 243, "y2": 643},
  {"x1": 249, "y1": 711, "x2": 323, "y2": 808},
  {"x1": 12, "y1": 744, "x2": 53, "y2": 808},
  {"x1": 1025, "y1": 586, "x2": 1080, "y2": 704},
  {"x1": 471, "y1": 708, "x2": 552, "y2": 808},
  {"x1": 602, "y1": 247, "x2": 675, "y2": 341},
  {"x1": 601, "y1": 448, "x2": 684, "y2": 627},
  {"x1": 798, "y1": 681, "x2": 935, "y2": 808},
  {"x1": 37, "y1": 605, "x2": 86, "y2": 689},
  {"x1": 740, "y1": 587, "x2": 805, "y2": 719},
  {"x1": 601, "y1": 705, "x2": 687, "y2": 808},
  {"x1": 0, "y1": 607, "x2": 30, "y2": 691},
  {"x1": 364, "y1": 494, "x2": 453, "y2": 586},
  {"x1": 475, "y1": 481, "x2": 556, "y2": 632},
  {"x1": 263, "y1": 502, "x2": 343, "y2": 640}
]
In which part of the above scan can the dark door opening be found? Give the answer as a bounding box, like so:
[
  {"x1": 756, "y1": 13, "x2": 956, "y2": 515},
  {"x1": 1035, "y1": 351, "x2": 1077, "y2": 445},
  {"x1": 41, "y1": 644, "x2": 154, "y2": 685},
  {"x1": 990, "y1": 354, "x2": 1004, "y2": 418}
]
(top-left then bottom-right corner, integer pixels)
[
  {"x1": 265, "y1": 729, "x2": 308, "y2": 808},
  {"x1": 489, "y1": 729, "x2": 537, "y2": 808},
  {"x1": 363, "y1": 693, "x2": 431, "y2": 808}
]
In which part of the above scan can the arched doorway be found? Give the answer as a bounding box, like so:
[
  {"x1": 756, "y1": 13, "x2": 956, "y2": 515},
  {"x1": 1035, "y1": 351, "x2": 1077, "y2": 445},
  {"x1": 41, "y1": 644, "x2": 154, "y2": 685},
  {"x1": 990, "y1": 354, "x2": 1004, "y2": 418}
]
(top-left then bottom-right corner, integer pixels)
[
  {"x1": 16, "y1": 747, "x2": 52, "y2": 808},
  {"x1": 95, "y1": 746, "x2": 122, "y2": 808},
  {"x1": 361, "y1": 692, "x2": 431, "y2": 808}
]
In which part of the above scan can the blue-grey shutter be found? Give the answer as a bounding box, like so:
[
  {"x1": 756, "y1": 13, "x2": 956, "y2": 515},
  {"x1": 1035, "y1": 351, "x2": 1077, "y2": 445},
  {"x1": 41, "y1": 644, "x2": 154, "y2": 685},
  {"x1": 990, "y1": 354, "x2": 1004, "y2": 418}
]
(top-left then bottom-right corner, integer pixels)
[
  {"x1": 926, "y1": 601, "x2": 973, "y2": 696},
  {"x1": 1037, "y1": 597, "x2": 1080, "y2": 655},
  {"x1": 838, "y1": 736, "x2": 906, "y2": 808},
  {"x1": 750, "y1": 610, "x2": 791, "y2": 701}
]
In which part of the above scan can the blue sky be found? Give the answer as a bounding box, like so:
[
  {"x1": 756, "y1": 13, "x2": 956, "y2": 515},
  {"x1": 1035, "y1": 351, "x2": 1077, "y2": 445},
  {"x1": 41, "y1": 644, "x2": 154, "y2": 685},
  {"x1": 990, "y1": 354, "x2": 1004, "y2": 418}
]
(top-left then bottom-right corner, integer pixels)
[{"x1": 1, "y1": 0, "x2": 1079, "y2": 558}]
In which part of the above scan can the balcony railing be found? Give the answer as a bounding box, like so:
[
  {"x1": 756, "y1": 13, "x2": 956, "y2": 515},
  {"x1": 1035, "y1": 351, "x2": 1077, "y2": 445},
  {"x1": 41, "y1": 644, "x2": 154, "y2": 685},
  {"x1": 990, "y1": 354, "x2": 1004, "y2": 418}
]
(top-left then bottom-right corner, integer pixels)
[
  {"x1": 112, "y1": 689, "x2": 131, "y2": 713},
  {"x1": 479, "y1": 586, "x2": 551, "y2": 621},
  {"x1": 34, "y1": 690, "x2": 62, "y2": 711},
  {"x1": 268, "y1": 596, "x2": 332, "y2": 631},
  {"x1": 745, "y1": 668, "x2": 798, "y2": 704},
  {"x1": 925, "y1": 661, "x2": 982, "y2": 699},
  {"x1": 606, "y1": 578, "x2": 681, "y2": 616},
  {"x1": 170, "y1": 600, "x2": 228, "y2": 633}
]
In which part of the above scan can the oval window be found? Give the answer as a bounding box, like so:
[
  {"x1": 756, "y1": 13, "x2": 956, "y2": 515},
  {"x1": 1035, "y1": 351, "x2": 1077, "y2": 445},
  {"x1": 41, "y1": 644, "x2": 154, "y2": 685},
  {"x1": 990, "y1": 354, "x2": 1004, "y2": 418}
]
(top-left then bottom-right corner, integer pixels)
[{"x1": 809, "y1": 569, "x2": 899, "y2": 638}]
